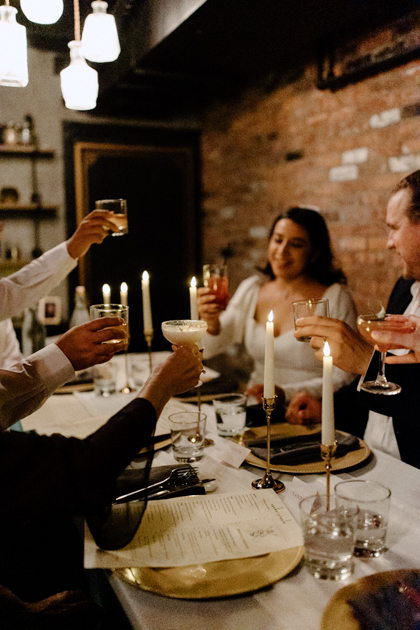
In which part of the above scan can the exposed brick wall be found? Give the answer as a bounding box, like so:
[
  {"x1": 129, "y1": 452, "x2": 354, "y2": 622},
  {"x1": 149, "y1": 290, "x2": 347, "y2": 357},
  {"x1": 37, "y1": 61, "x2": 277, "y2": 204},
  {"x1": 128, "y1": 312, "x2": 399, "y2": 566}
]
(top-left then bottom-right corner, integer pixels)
[{"x1": 200, "y1": 18, "x2": 420, "y2": 313}]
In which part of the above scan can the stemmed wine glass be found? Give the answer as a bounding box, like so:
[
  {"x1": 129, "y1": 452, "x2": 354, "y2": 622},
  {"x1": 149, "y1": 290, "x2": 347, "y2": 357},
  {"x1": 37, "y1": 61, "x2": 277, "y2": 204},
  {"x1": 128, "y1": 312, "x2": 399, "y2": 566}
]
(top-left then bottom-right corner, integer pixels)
[{"x1": 357, "y1": 313, "x2": 413, "y2": 395}]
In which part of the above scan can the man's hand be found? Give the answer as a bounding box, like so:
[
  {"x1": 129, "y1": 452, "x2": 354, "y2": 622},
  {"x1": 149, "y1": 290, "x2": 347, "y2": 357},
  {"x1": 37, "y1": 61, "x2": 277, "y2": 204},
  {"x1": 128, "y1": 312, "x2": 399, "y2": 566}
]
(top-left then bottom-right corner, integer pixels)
[
  {"x1": 56, "y1": 318, "x2": 126, "y2": 370},
  {"x1": 139, "y1": 345, "x2": 202, "y2": 416},
  {"x1": 66, "y1": 210, "x2": 119, "y2": 259},
  {"x1": 372, "y1": 314, "x2": 420, "y2": 364},
  {"x1": 294, "y1": 316, "x2": 372, "y2": 374},
  {"x1": 285, "y1": 392, "x2": 322, "y2": 425},
  {"x1": 245, "y1": 384, "x2": 286, "y2": 406}
]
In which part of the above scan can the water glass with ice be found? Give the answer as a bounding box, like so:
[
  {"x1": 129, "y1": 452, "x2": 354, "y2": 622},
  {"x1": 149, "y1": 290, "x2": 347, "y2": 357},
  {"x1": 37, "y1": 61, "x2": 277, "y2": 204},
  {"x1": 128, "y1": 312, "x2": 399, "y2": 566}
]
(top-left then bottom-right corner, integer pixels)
[
  {"x1": 299, "y1": 494, "x2": 359, "y2": 580},
  {"x1": 335, "y1": 479, "x2": 391, "y2": 557},
  {"x1": 213, "y1": 393, "x2": 247, "y2": 437}
]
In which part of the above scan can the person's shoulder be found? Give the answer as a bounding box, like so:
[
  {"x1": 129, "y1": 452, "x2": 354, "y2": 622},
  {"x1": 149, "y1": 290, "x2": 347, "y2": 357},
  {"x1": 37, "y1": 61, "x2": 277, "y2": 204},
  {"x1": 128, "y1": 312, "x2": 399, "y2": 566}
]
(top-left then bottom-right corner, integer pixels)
[
  {"x1": 323, "y1": 282, "x2": 352, "y2": 300},
  {"x1": 235, "y1": 275, "x2": 264, "y2": 293}
]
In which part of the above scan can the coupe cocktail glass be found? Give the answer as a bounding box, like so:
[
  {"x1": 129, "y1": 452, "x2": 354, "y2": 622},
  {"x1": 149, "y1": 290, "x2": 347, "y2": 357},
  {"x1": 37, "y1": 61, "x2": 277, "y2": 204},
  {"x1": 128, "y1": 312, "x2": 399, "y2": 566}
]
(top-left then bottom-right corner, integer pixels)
[{"x1": 357, "y1": 313, "x2": 413, "y2": 395}]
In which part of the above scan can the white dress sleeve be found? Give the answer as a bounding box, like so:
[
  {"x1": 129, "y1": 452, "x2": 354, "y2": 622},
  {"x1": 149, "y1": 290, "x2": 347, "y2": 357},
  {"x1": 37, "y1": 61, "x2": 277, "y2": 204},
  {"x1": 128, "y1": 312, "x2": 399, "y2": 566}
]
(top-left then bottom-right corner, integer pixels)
[
  {"x1": 280, "y1": 283, "x2": 358, "y2": 401},
  {"x1": 0, "y1": 243, "x2": 77, "y2": 321},
  {"x1": 0, "y1": 344, "x2": 74, "y2": 431},
  {"x1": 202, "y1": 276, "x2": 261, "y2": 359}
]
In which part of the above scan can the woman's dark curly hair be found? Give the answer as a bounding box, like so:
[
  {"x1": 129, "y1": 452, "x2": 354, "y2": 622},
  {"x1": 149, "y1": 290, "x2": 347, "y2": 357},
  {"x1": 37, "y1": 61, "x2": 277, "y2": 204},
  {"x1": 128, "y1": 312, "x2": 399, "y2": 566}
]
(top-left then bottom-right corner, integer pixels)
[{"x1": 260, "y1": 207, "x2": 347, "y2": 285}]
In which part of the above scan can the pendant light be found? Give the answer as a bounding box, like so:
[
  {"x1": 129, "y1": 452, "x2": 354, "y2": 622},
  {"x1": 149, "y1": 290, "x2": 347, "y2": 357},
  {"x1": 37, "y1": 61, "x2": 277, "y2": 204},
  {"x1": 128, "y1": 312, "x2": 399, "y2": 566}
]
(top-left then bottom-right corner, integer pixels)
[
  {"x1": 0, "y1": 1, "x2": 28, "y2": 87},
  {"x1": 60, "y1": 0, "x2": 98, "y2": 110},
  {"x1": 81, "y1": 1, "x2": 120, "y2": 63},
  {"x1": 20, "y1": 0, "x2": 63, "y2": 25}
]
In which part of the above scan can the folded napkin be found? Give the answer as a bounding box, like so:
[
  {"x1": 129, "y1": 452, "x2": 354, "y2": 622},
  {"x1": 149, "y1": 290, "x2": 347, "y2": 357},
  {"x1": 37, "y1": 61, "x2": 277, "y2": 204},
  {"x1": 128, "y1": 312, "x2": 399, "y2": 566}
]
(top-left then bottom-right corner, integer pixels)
[
  {"x1": 347, "y1": 571, "x2": 420, "y2": 630},
  {"x1": 246, "y1": 431, "x2": 359, "y2": 465}
]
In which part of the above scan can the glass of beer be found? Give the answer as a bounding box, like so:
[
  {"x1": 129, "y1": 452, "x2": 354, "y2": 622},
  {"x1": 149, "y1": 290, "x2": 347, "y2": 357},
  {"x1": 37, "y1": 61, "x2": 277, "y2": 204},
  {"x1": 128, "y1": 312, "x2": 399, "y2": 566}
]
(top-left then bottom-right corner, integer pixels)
[
  {"x1": 95, "y1": 199, "x2": 128, "y2": 236},
  {"x1": 203, "y1": 264, "x2": 229, "y2": 310}
]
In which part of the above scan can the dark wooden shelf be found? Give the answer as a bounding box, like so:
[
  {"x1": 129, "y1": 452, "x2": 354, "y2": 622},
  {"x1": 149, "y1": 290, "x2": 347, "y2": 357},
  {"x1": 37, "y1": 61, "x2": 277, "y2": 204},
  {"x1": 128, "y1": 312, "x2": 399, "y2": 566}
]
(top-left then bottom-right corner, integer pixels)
[
  {"x1": 0, "y1": 145, "x2": 54, "y2": 157},
  {"x1": 0, "y1": 204, "x2": 57, "y2": 216}
]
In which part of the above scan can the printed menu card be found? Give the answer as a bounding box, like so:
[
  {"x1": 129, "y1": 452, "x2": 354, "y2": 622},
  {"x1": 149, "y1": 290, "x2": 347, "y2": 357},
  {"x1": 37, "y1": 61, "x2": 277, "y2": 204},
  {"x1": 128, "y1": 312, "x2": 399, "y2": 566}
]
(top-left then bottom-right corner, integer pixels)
[{"x1": 85, "y1": 490, "x2": 303, "y2": 568}]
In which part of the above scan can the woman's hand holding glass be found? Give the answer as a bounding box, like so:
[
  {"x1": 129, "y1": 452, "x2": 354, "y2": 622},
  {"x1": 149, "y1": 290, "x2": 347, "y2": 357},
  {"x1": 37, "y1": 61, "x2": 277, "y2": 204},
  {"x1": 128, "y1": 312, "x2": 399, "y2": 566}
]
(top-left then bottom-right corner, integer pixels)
[{"x1": 197, "y1": 286, "x2": 222, "y2": 335}]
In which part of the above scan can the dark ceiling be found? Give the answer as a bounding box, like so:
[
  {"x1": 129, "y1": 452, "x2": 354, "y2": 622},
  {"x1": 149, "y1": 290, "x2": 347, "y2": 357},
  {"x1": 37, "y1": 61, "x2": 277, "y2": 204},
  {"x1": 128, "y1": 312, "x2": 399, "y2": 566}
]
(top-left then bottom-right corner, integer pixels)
[{"x1": 13, "y1": 0, "x2": 420, "y2": 118}]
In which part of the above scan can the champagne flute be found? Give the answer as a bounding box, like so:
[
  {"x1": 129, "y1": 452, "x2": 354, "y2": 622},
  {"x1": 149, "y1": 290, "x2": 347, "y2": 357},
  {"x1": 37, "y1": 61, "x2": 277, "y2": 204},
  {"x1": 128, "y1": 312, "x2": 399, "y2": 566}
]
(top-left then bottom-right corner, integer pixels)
[{"x1": 357, "y1": 313, "x2": 413, "y2": 395}]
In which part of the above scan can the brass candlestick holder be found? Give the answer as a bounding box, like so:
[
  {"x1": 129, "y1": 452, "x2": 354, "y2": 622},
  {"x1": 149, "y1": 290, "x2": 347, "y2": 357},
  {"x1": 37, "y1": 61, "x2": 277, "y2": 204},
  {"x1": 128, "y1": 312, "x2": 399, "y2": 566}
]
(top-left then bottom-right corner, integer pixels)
[
  {"x1": 144, "y1": 331, "x2": 154, "y2": 374},
  {"x1": 252, "y1": 396, "x2": 285, "y2": 493},
  {"x1": 120, "y1": 349, "x2": 135, "y2": 394},
  {"x1": 320, "y1": 441, "x2": 337, "y2": 510}
]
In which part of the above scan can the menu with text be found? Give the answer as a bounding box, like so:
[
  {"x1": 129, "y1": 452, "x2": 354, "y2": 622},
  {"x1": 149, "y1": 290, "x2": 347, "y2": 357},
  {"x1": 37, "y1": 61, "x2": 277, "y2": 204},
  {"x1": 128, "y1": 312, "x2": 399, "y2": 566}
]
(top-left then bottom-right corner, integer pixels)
[{"x1": 85, "y1": 490, "x2": 303, "y2": 569}]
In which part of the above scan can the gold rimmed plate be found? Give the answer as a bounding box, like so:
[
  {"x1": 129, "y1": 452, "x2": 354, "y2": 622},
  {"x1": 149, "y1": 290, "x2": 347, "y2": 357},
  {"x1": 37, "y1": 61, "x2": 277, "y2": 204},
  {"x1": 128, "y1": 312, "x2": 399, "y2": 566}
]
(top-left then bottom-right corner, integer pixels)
[
  {"x1": 321, "y1": 569, "x2": 420, "y2": 630},
  {"x1": 240, "y1": 425, "x2": 370, "y2": 474},
  {"x1": 113, "y1": 545, "x2": 303, "y2": 599}
]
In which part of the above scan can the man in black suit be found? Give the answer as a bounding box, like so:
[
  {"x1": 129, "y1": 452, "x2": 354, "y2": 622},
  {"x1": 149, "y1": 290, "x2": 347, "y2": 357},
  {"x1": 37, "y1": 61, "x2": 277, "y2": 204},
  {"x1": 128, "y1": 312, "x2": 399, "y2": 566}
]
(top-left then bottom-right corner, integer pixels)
[{"x1": 287, "y1": 169, "x2": 420, "y2": 469}]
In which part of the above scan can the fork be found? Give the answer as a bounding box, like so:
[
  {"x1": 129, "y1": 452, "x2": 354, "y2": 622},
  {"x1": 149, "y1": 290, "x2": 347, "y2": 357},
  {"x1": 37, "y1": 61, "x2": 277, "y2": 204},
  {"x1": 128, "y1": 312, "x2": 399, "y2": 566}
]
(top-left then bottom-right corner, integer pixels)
[{"x1": 114, "y1": 466, "x2": 199, "y2": 503}]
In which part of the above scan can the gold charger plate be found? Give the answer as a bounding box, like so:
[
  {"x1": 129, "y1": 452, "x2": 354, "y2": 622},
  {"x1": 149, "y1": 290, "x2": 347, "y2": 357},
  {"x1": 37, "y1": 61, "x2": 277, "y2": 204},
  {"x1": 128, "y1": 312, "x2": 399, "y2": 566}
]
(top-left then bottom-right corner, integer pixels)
[
  {"x1": 240, "y1": 424, "x2": 370, "y2": 474},
  {"x1": 55, "y1": 382, "x2": 94, "y2": 394},
  {"x1": 114, "y1": 545, "x2": 303, "y2": 599},
  {"x1": 321, "y1": 569, "x2": 420, "y2": 630}
]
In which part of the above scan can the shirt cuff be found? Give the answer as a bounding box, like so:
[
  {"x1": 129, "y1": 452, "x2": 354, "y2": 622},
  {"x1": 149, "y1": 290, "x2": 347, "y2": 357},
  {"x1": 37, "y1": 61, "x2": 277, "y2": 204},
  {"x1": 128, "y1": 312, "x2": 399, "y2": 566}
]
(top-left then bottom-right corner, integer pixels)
[{"x1": 28, "y1": 344, "x2": 75, "y2": 394}]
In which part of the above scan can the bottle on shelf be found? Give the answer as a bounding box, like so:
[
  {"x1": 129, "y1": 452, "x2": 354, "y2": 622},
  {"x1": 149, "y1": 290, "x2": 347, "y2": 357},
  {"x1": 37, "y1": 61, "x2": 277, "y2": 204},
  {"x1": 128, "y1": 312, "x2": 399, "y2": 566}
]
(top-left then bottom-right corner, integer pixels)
[
  {"x1": 21, "y1": 306, "x2": 46, "y2": 356},
  {"x1": 69, "y1": 285, "x2": 90, "y2": 328}
]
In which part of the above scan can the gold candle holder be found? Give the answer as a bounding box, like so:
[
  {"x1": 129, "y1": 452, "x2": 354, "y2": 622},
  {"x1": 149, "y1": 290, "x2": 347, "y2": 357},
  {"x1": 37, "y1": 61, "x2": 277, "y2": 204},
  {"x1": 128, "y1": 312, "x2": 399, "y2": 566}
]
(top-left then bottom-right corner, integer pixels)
[
  {"x1": 144, "y1": 331, "x2": 154, "y2": 374},
  {"x1": 320, "y1": 441, "x2": 337, "y2": 510},
  {"x1": 252, "y1": 396, "x2": 285, "y2": 493}
]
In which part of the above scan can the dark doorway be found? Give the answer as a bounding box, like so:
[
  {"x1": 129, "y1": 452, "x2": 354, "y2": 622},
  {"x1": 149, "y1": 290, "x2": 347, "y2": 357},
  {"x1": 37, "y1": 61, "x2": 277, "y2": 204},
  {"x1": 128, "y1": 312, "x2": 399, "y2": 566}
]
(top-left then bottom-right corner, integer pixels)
[{"x1": 64, "y1": 123, "x2": 201, "y2": 352}]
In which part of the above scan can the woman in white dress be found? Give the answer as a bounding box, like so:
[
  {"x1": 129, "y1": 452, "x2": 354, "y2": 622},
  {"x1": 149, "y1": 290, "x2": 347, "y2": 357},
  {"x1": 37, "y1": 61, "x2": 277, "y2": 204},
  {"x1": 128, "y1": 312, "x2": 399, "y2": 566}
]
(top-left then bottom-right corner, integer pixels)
[{"x1": 198, "y1": 207, "x2": 358, "y2": 407}]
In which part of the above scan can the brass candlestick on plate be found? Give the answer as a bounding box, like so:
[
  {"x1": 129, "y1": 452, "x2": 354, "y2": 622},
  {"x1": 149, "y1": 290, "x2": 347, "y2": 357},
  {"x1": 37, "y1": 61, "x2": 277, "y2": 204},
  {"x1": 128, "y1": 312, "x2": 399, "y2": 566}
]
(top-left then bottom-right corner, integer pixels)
[
  {"x1": 252, "y1": 396, "x2": 285, "y2": 493},
  {"x1": 321, "y1": 441, "x2": 337, "y2": 510},
  {"x1": 144, "y1": 332, "x2": 154, "y2": 374}
]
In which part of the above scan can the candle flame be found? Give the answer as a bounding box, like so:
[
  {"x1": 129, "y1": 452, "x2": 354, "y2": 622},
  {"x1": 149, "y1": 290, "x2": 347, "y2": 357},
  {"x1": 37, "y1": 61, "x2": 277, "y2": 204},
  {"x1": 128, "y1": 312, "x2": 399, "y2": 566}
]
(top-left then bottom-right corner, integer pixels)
[
  {"x1": 324, "y1": 341, "x2": 331, "y2": 357},
  {"x1": 142, "y1": 271, "x2": 149, "y2": 281},
  {"x1": 190, "y1": 276, "x2": 197, "y2": 288},
  {"x1": 102, "y1": 283, "x2": 110, "y2": 295},
  {"x1": 268, "y1": 310, "x2": 274, "y2": 323},
  {"x1": 120, "y1": 282, "x2": 128, "y2": 292}
]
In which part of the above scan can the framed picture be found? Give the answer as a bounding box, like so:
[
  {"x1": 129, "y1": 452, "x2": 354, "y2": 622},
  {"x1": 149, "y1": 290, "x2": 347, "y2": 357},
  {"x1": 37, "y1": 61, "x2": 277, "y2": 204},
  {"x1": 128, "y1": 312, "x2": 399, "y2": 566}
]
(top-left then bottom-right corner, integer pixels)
[{"x1": 38, "y1": 296, "x2": 62, "y2": 326}]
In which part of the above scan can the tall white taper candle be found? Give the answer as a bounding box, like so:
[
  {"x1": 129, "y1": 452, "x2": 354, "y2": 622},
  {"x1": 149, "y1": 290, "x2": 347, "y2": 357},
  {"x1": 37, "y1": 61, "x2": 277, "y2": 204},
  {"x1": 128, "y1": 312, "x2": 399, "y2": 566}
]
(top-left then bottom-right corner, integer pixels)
[
  {"x1": 189, "y1": 276, "x2": 198, "y2": 320},
  {"x1": 264, "y1": 310, "x2": 275, "y2": 398},
  {"x1": 120, "y1": 282, "x2": 128, "y2": 306},
  {"x1": 322, "y1": 341, "x2": 335, "y2": 445},
  {"x1": 141, "y1": 271, "x2": 153, "y2": 334},
  {"x1": 102, "y1": 283, "x2": 111, "y2": 305}
]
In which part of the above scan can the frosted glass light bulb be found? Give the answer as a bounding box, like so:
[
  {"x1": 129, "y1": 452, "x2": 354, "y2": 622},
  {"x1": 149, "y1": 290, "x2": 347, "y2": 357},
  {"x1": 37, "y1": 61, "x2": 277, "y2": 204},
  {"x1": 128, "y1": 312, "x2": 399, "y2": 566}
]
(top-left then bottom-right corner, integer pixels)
[
  {"x1": 20, "y1": 0, "x2": 63, "y2": 25},
  {"x1": 0, "y1": 5, "x2": 28, "y2": 87},
  {"x1": 82, "y1": 1, "x2": 120, "y2": 63},
  {"x1": 60, "y1": 41, "x2": 98, "y2": 111}
]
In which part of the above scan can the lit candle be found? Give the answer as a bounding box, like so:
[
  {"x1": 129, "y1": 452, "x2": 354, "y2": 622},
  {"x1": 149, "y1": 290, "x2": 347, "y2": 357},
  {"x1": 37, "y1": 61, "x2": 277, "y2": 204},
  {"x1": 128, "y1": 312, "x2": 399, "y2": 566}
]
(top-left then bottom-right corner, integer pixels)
[
  {"x1": 120, "y1": 282, "x2": 128, "y2": 306},
  {"x1": 141, "y1": 271, "x2": 153, "y2": 334},
  {"x1": 264, "y1": 310, "x2": 275, "y2": 398},
  {"x1": 102, "y1": 283, "x2": 111, "y2": 305},
  {"x1": 322, "y1": 341, "x2": 335, "y2": 445},
  {"x1": 189, "y1": 276, "x2": 198, "y2": 320}
]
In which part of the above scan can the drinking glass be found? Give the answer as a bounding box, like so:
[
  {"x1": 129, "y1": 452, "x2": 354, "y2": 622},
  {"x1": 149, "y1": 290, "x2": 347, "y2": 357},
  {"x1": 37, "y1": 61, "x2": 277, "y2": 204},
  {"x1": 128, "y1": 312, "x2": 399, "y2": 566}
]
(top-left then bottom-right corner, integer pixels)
[
  {"x1": 93, "y1": 360, "x2": 116, "y2": 397},
  {"x1": 293, "y1": 298, "x2": 329, "y2": 342},
  {"x1": 161, "y1": 320, "x2": 207, "y2": 386},
  {"x1": 356, "y1": 313, "x2": 413, "y2": 395},
  {"x1": 335, "y1": 480, "x2": 391, "y2": 557},
  {"x1": 95, "y1": 198, "x2": 128, "y2": 236},
  {"x1": 213, "y1": 393, "x2": 247, "y2": 436},
  {"x1": 90, "y1": 304, "x2": 129, "y2": 347},
  {"x1": 169, "y1": 412, "x2": 207, "y2": 462},
  {"x1": 299, "y1": 494, "x2": 359, "y2": 580},
  {"x1": 203, "y1": 264, "x2": 229, "y2": 310}
]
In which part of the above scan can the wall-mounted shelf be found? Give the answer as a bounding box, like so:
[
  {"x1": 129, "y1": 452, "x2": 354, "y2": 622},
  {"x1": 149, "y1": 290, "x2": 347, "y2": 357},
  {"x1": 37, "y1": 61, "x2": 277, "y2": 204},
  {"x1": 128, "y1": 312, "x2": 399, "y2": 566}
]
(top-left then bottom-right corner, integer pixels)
[
  {"x1": 0, "y1": 204, "x2": 57, "y2": 217},
  {"x1": 0, "y1": 145, "x2": 54, "y2": 158}
]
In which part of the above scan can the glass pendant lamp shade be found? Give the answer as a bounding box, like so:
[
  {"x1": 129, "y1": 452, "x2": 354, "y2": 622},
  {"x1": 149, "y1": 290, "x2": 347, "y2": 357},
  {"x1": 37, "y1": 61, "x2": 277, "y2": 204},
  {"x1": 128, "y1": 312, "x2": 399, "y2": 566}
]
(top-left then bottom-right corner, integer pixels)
[
  {"x1": 20, "y1": 0, "x2": 63, "y2": 25},
  {"x1": 0, "y1": 5, "x2": 28, "y2": 87},
  {"x1": 60, "y1": 41, "x2": 98, "y2": 110},
  {"x1": 81, "y1": 1, "x2": 120, "y2": 63}
]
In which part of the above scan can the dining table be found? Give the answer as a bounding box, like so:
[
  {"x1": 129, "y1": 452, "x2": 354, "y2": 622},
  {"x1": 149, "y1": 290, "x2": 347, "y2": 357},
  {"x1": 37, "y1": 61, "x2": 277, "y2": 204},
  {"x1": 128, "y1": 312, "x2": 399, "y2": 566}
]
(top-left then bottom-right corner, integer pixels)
[{"x1": 21, "y1": 351, "x2": 420, "y2": 630}]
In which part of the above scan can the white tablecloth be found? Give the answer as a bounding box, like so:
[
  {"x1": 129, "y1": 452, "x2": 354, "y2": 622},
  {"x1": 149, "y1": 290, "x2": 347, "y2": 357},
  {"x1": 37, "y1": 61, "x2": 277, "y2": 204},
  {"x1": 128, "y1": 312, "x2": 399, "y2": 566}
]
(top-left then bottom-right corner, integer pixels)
[{"x1": 20, "y1": 356, "x2": 420, "y2": 630}]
